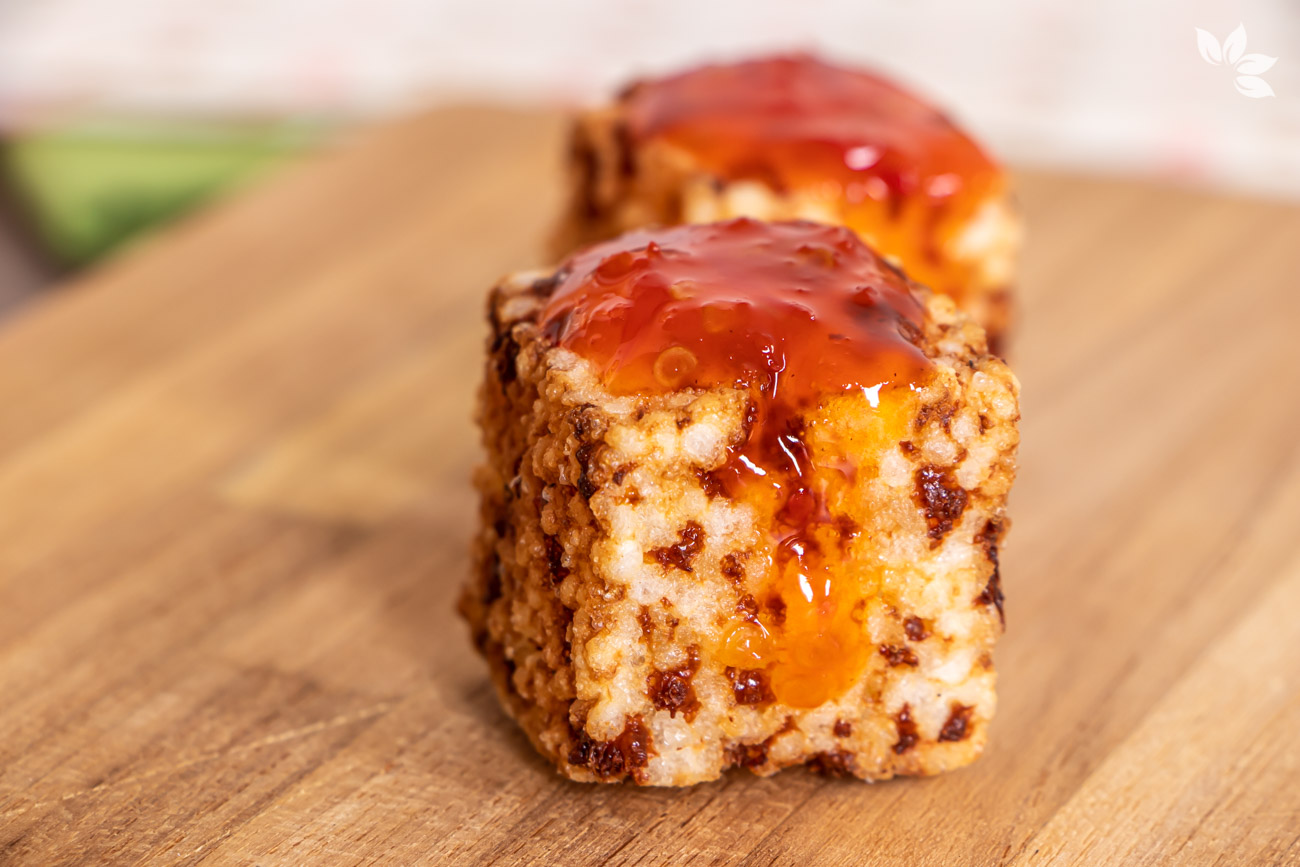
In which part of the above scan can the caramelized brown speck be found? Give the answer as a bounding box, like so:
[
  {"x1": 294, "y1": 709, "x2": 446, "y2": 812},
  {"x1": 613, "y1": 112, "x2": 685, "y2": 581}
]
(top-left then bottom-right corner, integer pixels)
[
  {"x1": 726, "y1": 741, "x2": 768, "y2": 769},
  {"x1": 879, "y1": 644, "x2": 919, "y2": 667},
  {"x1": 647, "y1": 665, "x2": 699, "y2": 719},
  {"x1": 720, "y1": 552, "x2": 745, "y2": 583},
  {"x1": 893, "y1": 704, "x2": 919, "y2": 754},
  {"x1": 637, "y1": 606, "x2": 653, "y2": 637},
  {"x1": 727, "y1": 667, "x2": 775, "y2": 705},
  {"x1": 810, "y1": 750, "x2": 857, "y2": 778},
  {"x1": 904, "y1": 616, "x2": 929, "y2": 641},
  {"x1": 575, "y1": 442, "x2": 599, "y2": 499},
  {"x1": 570, "y1": 715, "x2": 653, "y2": 780},
  {"x1": 648, "y1": 521, "x2": 706, "y2": 572},
  {"x1": 939, "y1": 704, "x2": 974, "y2": 742},
  {"x1": 696, "y1": 468, "x2": 726, "y2": 498},
  {"x1": 915, "y1": 465, "x2": 968, "y2": 545},
  {"x1": 975, "y1": 519, "x2": 1006, "y2": 626}
]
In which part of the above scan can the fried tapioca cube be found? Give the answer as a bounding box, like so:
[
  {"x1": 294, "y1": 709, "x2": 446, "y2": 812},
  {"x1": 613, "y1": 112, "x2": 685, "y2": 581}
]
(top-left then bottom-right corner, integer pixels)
[
  {"x1": 553, "y1": 54, "x2": 1021, "y2": 351},
  {"x1": 461, "y1": 220, "x2": 1019, "y2": 785}
]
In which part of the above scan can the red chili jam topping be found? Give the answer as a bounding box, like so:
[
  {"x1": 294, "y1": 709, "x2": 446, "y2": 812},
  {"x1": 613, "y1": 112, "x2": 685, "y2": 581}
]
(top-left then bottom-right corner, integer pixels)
[
  {"x1": 541, "y1": 219, "x2": 935, "y2": 707},
  {"x1": 620, "y1": 54, "x2": 1001, "y2": 302}
]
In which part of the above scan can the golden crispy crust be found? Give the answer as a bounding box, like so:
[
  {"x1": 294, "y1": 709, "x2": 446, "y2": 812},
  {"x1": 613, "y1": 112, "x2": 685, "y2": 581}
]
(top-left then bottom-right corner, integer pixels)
[{"x1": 460, "y1": 264, "x2": 1020, "y2": 786}]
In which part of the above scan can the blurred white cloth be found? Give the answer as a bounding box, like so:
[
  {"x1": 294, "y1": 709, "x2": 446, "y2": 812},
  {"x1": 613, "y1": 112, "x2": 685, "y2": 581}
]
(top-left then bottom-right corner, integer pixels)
[{"x1": 0, "y1": 0, "x2": 1296, "y2": 197}]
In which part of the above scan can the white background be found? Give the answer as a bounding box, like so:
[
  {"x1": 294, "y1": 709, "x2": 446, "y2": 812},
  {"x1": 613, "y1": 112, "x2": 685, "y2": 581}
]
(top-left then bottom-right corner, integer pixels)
[{"x1": 0, "y1": 0, "x2": 1296, "y2": 197}]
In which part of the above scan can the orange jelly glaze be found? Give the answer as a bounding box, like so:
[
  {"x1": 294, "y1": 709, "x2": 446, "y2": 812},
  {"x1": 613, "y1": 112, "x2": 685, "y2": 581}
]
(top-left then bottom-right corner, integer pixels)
[
  {"x1": 540, "y1": 219, "x2": 934, "y2": 707},
  {"x1": 621, "y1": 54, "x2": 1002, "y2": 303}
]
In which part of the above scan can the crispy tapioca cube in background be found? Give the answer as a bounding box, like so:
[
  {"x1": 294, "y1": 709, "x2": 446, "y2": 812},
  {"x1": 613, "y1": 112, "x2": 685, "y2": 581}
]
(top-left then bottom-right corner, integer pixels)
[
  {"x1": 554, "y1": 53, "x2": 1022, "y2": 352},
  {"x1": 460, "y1": 219, "x2": 1019, "y2": 786}
]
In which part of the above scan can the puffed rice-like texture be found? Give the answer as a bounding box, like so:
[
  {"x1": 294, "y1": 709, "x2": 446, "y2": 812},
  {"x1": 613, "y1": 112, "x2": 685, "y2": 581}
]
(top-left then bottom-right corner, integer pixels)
[{"x1": 459, "y1": 263, "x2": 1020, "y2": 786}]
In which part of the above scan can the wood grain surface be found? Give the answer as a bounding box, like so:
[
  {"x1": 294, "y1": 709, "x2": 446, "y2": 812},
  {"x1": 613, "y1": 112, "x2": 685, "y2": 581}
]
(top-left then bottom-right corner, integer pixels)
[{"x1": 1, "y1": 107, "x2": 1298, "y2": 866}]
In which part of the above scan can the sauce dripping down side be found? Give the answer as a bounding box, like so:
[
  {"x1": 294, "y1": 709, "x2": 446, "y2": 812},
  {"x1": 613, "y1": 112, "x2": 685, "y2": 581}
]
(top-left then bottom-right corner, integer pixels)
[
  {"x1": 620, "y1": 54, "x2": 1002, "y2": 303},
  {"x1": 540, "y1": 219, "x2": 934, "y2": 707}
]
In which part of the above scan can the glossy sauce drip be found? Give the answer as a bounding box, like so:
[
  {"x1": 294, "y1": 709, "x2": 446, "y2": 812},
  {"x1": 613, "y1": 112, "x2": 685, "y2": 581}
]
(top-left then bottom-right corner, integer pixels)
[
  {"x1": 621, "y1": 54, "x2": 1001, "y2": 302},
  {"x1": 541, "y1": 219, "x2": 934, "y2": 707}
]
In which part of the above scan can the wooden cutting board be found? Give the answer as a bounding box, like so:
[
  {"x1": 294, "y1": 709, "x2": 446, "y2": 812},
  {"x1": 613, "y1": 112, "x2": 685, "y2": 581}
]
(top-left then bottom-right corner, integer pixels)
[{"x1": 1, "y1": 107, "x2": 1297, "y2": 866}]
